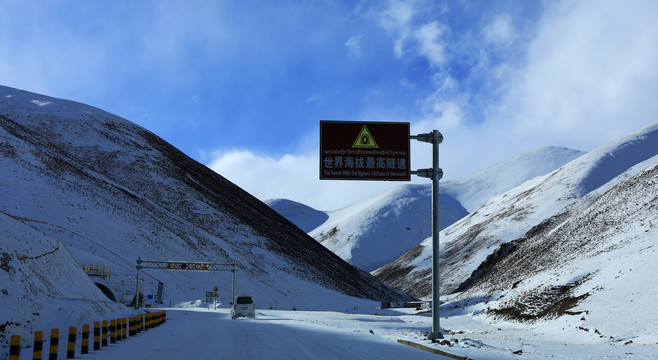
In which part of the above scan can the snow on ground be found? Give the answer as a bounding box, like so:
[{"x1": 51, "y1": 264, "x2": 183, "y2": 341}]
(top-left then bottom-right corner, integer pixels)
[
  {"x1": 0, "y1": 212, "x2": 127, "y2": 346},
  {"x1": 26, "y1": 303, "x2": 658, "y2": 360},
  {"x1": 42, "y1": 306, "x2": 448, "y2": 360}
]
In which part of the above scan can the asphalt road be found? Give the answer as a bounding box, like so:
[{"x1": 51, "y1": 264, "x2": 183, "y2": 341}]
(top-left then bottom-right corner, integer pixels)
[{"x1": 70, "y1": 308, "x2": 450, "y2": 360}]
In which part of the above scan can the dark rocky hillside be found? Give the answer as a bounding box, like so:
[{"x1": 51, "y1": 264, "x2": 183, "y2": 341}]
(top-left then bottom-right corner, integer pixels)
[{"x1": 0, "y1": 86, "x2": 409, "y2": 317}]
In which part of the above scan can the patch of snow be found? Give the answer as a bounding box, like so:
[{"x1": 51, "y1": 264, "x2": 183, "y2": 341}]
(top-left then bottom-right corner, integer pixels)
[{"x1": 30, "y1": 100, "x2": 52, "y2": 107}]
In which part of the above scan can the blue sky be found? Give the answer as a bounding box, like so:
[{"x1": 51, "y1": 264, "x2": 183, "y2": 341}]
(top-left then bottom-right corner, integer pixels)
[{"x1": 2, "y1": 0, "x2": 658, "y2": 210}]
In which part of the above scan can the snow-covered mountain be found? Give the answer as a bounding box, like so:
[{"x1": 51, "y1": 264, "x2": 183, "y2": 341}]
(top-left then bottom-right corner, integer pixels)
[
  {"x1": 374, "y1": 121, "x2": 658, "y2": 317},
  {"x1": 307, "y1": 185, "x2": 465, "y2": 272},
  {"x1": 0, "y1": 86, "x2": 409, "y2": 345},
  {"x1": 441, "y1": 146, "x2": 586, "y2": 213},
  {"x1": 456, "y1": 152, "x2": 658, "y2": 344},
  {"x1": 265, "y1": 198, "x2": 328, "y2": 233},
  {"x1": 269, "y1": 146, "x2": 582, "y2": 272}
]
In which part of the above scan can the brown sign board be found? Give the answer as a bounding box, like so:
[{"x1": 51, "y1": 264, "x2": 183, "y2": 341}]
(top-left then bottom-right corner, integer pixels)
[{"x1": 320, "y1": 121, "x2": 410, "y2": 181}]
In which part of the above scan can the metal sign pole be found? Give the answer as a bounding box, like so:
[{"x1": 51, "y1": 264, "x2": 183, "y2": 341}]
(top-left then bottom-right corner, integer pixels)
[{"x1": 411, "y1": 130, "x2": 444, "y2": 342}]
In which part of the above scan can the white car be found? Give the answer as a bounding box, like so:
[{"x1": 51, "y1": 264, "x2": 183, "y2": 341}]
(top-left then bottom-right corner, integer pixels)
[{"x1": 231, "y1": 295, "x2": 255, "y2": 319}]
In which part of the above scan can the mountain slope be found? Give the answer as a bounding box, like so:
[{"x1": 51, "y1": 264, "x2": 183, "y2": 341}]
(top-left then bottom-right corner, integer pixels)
[
  {"x1": 265, "y1": 198, "x2": 329, "y2": 233},
  {"x1": 281, "y1": 146, "x2": 581, "y2": 273},
  {"x1": 0, "y1": 85, "x2": 409, "y2": 341},
  {"x1": 0, "y1": 213, "x2": 127, "y2": 345},
  {"x1": 374, "y1": 122, "x2": 658, "y2": 300},
  {"x1": 442, "y1": 146, "x2": 585, "y2": 212},
  {"x1": 455, "y1": 154, "x2": 658, "y2": 343},
  {"x1": 308, "y1": 185, "x2": 465, "y2": 272}
]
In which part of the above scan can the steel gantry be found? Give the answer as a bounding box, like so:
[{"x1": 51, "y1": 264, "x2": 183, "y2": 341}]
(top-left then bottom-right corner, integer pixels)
[{"x1": 134, "y1": 257, "x2": 237, "y2": 310}]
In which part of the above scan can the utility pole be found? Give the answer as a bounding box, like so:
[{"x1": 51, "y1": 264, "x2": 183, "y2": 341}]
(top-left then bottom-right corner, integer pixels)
[{"x1": 411, "y1": 130, "x2": 444, "y2": 342}]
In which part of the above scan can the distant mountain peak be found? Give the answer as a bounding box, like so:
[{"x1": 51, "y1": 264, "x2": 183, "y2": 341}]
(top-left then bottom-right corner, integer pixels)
[
  {"x1": 269, "y1": 146, "x2": 583, "y2": 274},
  {"x1": 264, "y1": 199, "x2": 329, "y2": 233}
]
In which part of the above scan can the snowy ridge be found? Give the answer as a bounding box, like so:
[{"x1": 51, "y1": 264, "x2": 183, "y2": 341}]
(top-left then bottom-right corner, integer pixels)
[
  {"x1": 574, "y1": 123, "x2": 658, "y2": 196},
  {"x1": 264, "y1": 198, "x2": 328, "y2": 233},
  {"x1": 270, "y1": 146, "x2": 581, "y2": 273},
  {"x1": 460, "y1": 154, "x2": 658, "y2": 345},
  {"x1": 0, "y1": 86, "x2": 409, "y2": 345},
  {"x1": 442, "y1": 146, "x2": 585, "y2": 212},
  {"x1": 374, "y1": 121, "x2": 658, "y2": 325},
  {"x1": 306, "y1": 185, "x2": 466, "y2": 272}
]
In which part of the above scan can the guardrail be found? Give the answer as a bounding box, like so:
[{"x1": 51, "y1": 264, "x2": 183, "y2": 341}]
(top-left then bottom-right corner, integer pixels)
[{"x1": 7, "y1": 311, "x2": 166, "y2": 359}]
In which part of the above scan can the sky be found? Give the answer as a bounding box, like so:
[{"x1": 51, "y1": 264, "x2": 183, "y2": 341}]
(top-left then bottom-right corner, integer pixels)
[{"x1": 2, "y1": 0, "x2": 658, "y2": 211}]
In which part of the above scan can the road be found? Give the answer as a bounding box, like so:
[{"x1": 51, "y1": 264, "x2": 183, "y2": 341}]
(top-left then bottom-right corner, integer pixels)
[{"x1": 77, "y1": 308, "x2": 452, "y2": 359}]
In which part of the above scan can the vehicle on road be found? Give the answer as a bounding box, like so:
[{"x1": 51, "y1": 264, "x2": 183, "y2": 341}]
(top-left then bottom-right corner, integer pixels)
[{"x1": 231, "y1": 295, "x2": 255, "y2": 319}]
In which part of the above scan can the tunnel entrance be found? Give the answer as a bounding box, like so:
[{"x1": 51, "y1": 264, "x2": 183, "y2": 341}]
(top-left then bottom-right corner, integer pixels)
[{"x1": 94, "y1": 282, "x2": 117, "y2": 302}]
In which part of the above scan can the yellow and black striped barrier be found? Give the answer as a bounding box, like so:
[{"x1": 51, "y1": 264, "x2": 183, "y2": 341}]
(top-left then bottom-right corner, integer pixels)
[
  {"x1": 101, "y1": 320, "x2": 107, "y2": 347},
  {"x1": 110, "y1": 320, "x2": 116, "y2": 344},
  {"x1": 93, "y1": 321, "x2": 100, "y2": 351},
  {"x1": 33, "y1": 331, "x2": 44, "y2": 360},
  {"x1": 48, "y1": 328, "x2": 59, "y2": 360},
  {"x1": 66, "y1": 327, "x2": 76, "y2": 359},
  {"x1": 9, "y1": 335, "x2": 20, "y2": 360},
  {"x1": 128, "y1": 317, "x2": 134, "y2": 337},
  {"x1": 81, "y1": 324, "x2": 90, "y2": 355},
  {"x1": 6, "y1": 311, "x2": 166, "y2": 359},
  {"x1": 115, "y1": 318, "x2": 121, "y2": 342},
  {"x1": 101, "y1": 320, "x2": 108, "y2": 347}
]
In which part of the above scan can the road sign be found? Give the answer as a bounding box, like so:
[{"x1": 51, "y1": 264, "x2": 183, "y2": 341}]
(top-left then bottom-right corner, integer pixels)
[
  {"x1": 320, "y1": 121, "x2": 410, "y2": 181},
  {"x1": 352, "y1": 125, "x2": 379, "y2": 148},
  {"x1": 135, "y1": 258, "x2": 237, "y2": 310},
  {"x1": 165, "y1": 261, "x2": 210, "y2": 271},
  {"x1": 206, "y1": 292, "x2": 213, "y2": 298}
]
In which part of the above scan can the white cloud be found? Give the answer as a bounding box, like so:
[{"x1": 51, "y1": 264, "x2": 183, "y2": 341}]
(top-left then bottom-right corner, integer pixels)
[
  {"x1": 377, "y1": 0, "x2": 416, "y2": 58},
  {"x1": 483, "y1": 13, "x2": 515, "y2": 47},
  {"x1": 204, "y1": 0, "x2": 658, "y2": 209},
  {"x1": 378, "y1": 1, "x2": 414, "y2": 32},
  {"x1": 374, "y1": 0, "x2": 658, "y2": 182},
  {"x1": 0, "y1": 2, "x2": 226, "y2": 100},
  {"x1": 345, "y1": 35, "x2": 363, "y2": 58},
  {"x1": 494, "y1": 0, "x2": 658, "y2": 150},
  {"x1": 207, "y1": 149, "x2": 400, "y2": 211},
  {"x1": 376, "y1": 0, "x2": 448, "y2": 68},
  {"x1": 414, "y1": 21, "x2": 446, "y2": 67},
  {"x1": 399, "y1": 78, "x2": 415, "y2": 89}
]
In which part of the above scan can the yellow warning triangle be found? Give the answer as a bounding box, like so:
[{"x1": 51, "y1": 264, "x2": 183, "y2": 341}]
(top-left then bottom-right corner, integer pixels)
[
  {"x1": 213, "y1": 286, "x2": 218, "y2": 291},
  {"x1": 352, "y1": 125, "x2": 379, "y2": 148}
]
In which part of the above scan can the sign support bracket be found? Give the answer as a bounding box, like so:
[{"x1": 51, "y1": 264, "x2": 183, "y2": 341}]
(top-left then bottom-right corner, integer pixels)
[{"x1": 411, "y1": 130, "x2": 444, "y2": 342}]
